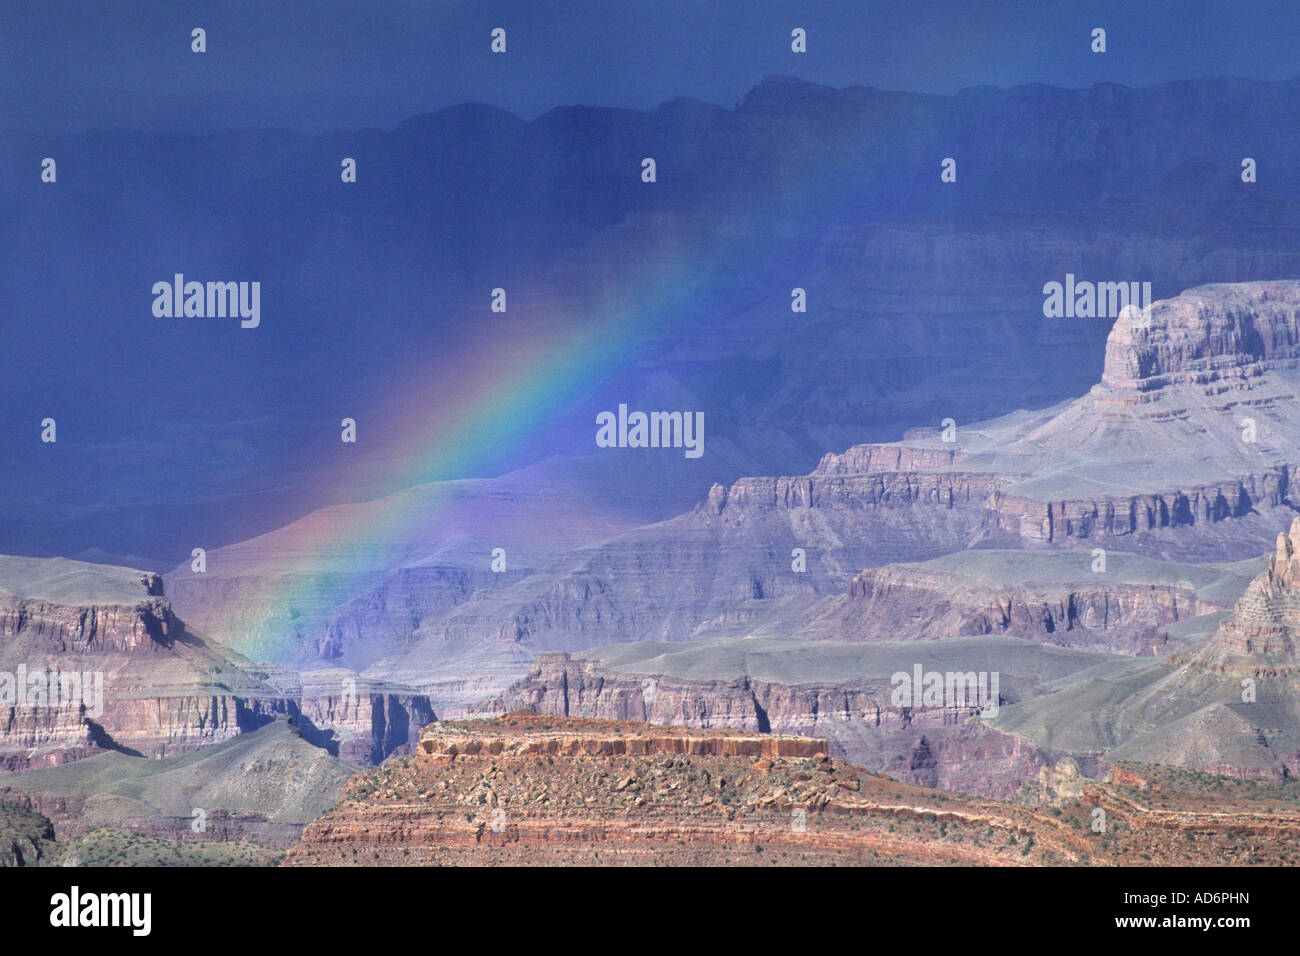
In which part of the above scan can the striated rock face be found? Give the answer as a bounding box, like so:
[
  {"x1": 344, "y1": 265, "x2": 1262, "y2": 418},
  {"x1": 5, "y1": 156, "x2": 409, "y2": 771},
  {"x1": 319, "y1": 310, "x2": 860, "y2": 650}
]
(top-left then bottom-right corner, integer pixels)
[
  {"x1": 985, "y1": 470, "x2": 1294, "y2": 544},
  {"x1": 416, "y1": 714, "x2": 827, "y2": 762},
  {"x1": 1203, "y1": 518, "x2": 1300, "y2": 664},
  {"x1": 844, "y1": 562, "x2": 1226, "y2": 654},
  {"x1": 0, "y1": 556, "x2": 434, "y2": 769},
  {"x1": 0, "y1": 566, "x2": 238, "y2": 768},
  {"x1": 995, "y1": 519, "x2": 1300, "y2": 782},
  {"x1": 702, "y1": 471, "x2": 1004, "y2": 512},
  {"x1": 808, "y1": 281, "x2": 1300, "y2": 554},
  {"x1": 0, "y1": 592, "x2": 176, "y2": 655},
  {"x1": 492, "y1": 651, "x2": 952, "y2": 732},
  {"x1": 815, "y1": 446, "x2": 966, "y2": 475},
  {"x1": 1100, "y1": 283, "x2": 1300, "y2": 397},
  {"x1": 1158, "y1": 517, "x2": 1300, "y2": 686},
  {"x1": 256, "y1": 668, "x2": 437, "y2": 765}
]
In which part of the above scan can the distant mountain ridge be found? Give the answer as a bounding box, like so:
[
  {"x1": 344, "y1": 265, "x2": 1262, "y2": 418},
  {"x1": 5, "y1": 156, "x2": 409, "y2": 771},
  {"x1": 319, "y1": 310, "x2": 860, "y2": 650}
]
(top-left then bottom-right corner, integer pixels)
[{"x1": 7, "y1": 75, "x2": 1300, "y2": 562}]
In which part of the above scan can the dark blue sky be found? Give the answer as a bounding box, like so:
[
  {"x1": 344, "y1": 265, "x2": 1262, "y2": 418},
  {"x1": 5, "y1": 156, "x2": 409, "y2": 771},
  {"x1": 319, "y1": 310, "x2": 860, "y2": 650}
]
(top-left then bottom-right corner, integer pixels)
[{"x1": 3, "y1": 0, "x2": 1298, "y2": 132}]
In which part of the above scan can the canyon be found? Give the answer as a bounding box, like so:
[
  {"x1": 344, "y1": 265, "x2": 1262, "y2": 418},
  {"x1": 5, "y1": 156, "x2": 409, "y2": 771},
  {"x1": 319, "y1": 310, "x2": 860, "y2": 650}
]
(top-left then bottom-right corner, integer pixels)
[
  {"x1": 9, "y1": 280, "x2": 1300, "y2": 816},
  {"x1": 485, "y1": 636, "x2": 1107, "y2": 799},
  {"x1": 328, "y1": 282, "x2": 1300, "y2": 702},
  {"x1": 8, "y1": 74, "x2": 1300, "y2": 868}
]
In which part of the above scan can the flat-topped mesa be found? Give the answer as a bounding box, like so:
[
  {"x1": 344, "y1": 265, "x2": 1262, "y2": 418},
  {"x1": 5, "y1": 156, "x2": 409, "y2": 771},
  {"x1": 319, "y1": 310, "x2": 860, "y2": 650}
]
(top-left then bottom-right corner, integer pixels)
[
  {"x1": 771, "y1": 283, "x2": 1300, "y2": 552},
  {"x1": 0, "y1": 560, "x2": 178, "y2": 655},
  {"x1": 699, "y1": 471, "x2": 1005, "y2": 518},
  {"x1": 814, "y1": 444, "x2": 967, "y2": 476},
  {"x1": 416, "y1": 711, "x2": 829, "y2": 764},
  {"x1": 0, "y1": 554, "x2": 435, "y2": 769},
  {"x1": 1099, "y1": 281, "x2": 1300, "y2": 400}
]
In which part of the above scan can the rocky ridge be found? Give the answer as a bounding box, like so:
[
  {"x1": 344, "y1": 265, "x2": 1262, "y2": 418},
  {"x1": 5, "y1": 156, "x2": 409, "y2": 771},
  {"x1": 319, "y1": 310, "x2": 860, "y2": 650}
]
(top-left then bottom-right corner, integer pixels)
[
  {"x1": 0, "y1": 718, "x2": 356, "y2": 848},
  {"x1": 835, "y1": 550, "x2": 1259, "y2": 654},
  {"x1": 285, "y1": 713, "x2": 1300, "y2": 866},
  {"x1": 994, "y1": 519, "x2": 1300, "y2": 780}
]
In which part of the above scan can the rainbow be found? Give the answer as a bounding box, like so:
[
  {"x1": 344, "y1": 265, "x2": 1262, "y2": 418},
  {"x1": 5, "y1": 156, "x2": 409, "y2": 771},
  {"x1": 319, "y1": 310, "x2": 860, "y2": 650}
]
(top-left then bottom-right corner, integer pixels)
[
  {"x1": 224, "y1": 252, "x2": 718, "y2": 661},
  {"x1": 214, "y1": 125, "x2": 874, "y2": 663}
]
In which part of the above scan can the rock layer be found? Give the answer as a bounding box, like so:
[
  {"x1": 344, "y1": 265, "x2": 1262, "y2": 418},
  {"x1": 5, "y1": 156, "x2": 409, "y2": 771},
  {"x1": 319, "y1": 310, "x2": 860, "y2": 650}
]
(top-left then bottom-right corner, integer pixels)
[{"x1": 285, "y1": 714, "x2": 1300, "y2": 867}]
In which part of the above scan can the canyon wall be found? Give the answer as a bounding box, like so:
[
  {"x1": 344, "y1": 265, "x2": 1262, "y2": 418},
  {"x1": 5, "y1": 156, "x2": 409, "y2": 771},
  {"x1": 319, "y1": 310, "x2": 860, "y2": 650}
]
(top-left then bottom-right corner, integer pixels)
[
  {"x1": 845, "y1": 565, "x2": 1224, "y2": 653},
  {"x1": 0, "y1": 559, "x2": 434, "y2": 769}
]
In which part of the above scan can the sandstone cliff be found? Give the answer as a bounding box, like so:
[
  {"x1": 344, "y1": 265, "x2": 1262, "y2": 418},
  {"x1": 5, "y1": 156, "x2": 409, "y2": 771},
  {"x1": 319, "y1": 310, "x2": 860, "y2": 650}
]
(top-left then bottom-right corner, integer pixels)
[{"x1": 0, "y1": 556, "x2": 434, "y2": 769}]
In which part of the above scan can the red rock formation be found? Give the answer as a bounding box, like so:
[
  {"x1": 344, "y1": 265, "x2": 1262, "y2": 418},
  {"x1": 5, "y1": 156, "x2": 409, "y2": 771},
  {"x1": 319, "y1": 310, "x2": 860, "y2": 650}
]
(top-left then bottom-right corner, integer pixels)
[{"x1": 285, "y1": 717, "x2": 1300, "y2": 867}]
